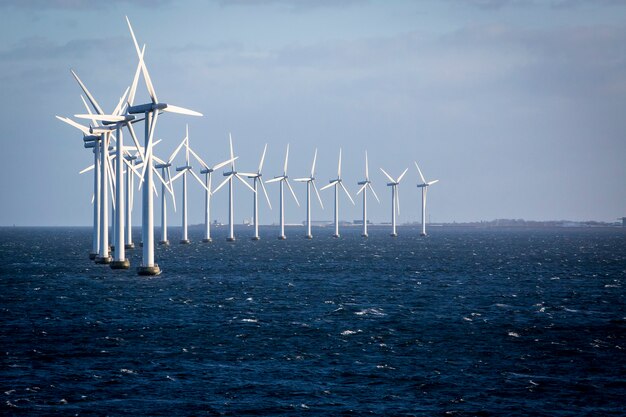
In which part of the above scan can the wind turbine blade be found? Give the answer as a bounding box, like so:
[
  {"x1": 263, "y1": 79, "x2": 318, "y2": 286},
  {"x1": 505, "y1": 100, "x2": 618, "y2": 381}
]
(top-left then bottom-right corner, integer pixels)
[
  {"x1": 188, "y1": 146, "x2": 209, "y2": 170},
  {"x1": 397, "y1": 167, "x2": 409, "y2": 183},
  {"x1": 168, "y1": 136, "x2": 187, "y2": 163},
  {"x1": 70, "y1": 69, "x2": 104, "y2": 115},
  {"x1": 428, "y1": 179, "x2": 439, "y2": 186},
  {"x1": 75, "y1": 114, "x2": 127, "y2": 122},
  {"x1": 340, "y1": 182, "x2": 355, "y2": 205},
  {"x1": 79, "y1": 164, "x2": 95, "y2": 175},
  {"x1": 229, "y1": 133, "x2": 235, "y2": 170},
  {"x1": 126, "y1": 122, "x2": 142, "y2": 155},
  {"x1": 91, "y1": 193, "x2": 94, "y2": 204},
  {"x1": 170, "y1": 169, "x2": 185, "y2": 183},
  {"x1": 235, "y1": 174, "x2": 256, "y2": 193},
  {"x1": 124, "y1": 158, "x2": 141, "y2": 178},
  {"x1": 265, "y1": 177, "x2": 283, "y2": 184},
  {"x1": 338, "y1": 148, "x2": 342, "y2": 178},
  {"x1": 163, "y1": 104, "x2": 203, "y2": 117},
  {"x1": 365, "y1": 150, "x2": 369, "y2": 180},
  {"x1": 236, "y1": 172, "x2": 257, "y2": 177},
  {"x1": 258, "y1": 143, "x2": 268, "y2": 173},
  {"x1": 213, "y1": 174, "x2": 232, "y2": 194},
  {"x1": 356, "y1": 183, "x2": 367, "y2": 195},
  {"x1": 55, "y1": 116, "x2": 90, "y2": 135},
  {"x1": 283, "y1": 143, "x2": 290, "y2": 176},
  {"x1": 138, "y1": 110, "x2": 159, "y2": 186},
  {"x1": 313, "y1": 181, "x2": 324, "y2": 209},
  {"x1": 190, "y1": 169, "x2": 210, "y2": 193},
  {"x1": 320, "y1": 180, "x2": 338, "y2": 191},
  {"x1": 152, "y1": 180, "x2": 158, "y2": 198},
  {"x1": 285, "y1": 179, "x2": 300, "y2": 207},
  {"x1": 259, "y1": 180, "x2": 272, "y2": 209},
  {"x1": 380, "y1": 167, "x2": 394, "y2": 183},
  {"x1": 126, "y1": 16, "x2": 158, "y2": 104},
  {"x1": 414, "y1": 161, "x2": 426, "y2": 184},
  {"x1": 127, "y1": 45, "x2": 144, "y2": 106},
  {"x1": 396, "y1": 186, "x2": 401, "y2": 215},
  {"x1": 112, "y1": 86, "x2": 130, "y2": 116},
  {"x1": 213, "y1": 156, "x2": 238, "y2": 171},
  {"x1": 153, "y1": 165, "x2": 173, "y2": 195},
  {"x1": 293, "y1": 178, "x2": 310, "y2": 182},
  {"x1": 311, "y1": 148, "x2": 317, "y2": 177},
  {"x1": 369, "y1": 184, "x2": 380, "y2": 203},
  {"x1": 79, "y1": 95, "x2": 99, "y2": 127}
]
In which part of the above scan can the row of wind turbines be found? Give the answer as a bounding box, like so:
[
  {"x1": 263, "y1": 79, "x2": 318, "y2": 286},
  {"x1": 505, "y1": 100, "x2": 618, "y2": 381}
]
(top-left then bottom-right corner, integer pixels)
[{"x1": 57, "y1": 17, "x2": 438, "y2": 276}]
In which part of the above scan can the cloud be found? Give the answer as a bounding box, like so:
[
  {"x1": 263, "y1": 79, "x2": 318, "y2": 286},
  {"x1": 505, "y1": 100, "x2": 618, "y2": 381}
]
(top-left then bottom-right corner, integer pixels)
[
  {"x1": 0, "y1": 0, "x2": 171, "y2": 10},
  {"x1": 447, "y1": 0, "x2": 626, "y2": 9},
  {"x1": 217, "y1": 0, "x2": 368, "y2": 12}
]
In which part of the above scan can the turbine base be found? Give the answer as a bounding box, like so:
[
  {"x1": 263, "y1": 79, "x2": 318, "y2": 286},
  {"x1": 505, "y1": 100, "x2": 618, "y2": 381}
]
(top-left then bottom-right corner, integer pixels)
[
  {"x1": 89, "y1": 252, "x2": 98, "y2": 260},
  {"x1": 420, "y1": 232, "x2": 427, "y2": 237},
  {"x1": 158, "y1": 240, "x2": 170, "y2": 246},
  {"x1": 278, "y1": 235, "x2": 286, "y2": 240},
  {"x1": 180, "y1": 239, "x2": 191, "y2": 245},
  {"x1": 226, "y1": 237, "x2": 236, "y2": 242},
  {"x1": 95, "y1": 255, "x2": 112, "y2": 264},
  {"x1": 251, "y1": 236, "x2": 260, "y2": 241},
  {"x1": 332, "y1": 234, "x2": 340, "y2": 238},
  {"x1": 125, "y1": 243, "x2": 135, "y2": 250},
  {"x1": 138, "y1": 264, "x2": 161, "y2": 276},
  {"x1": 110, "y1": 259, "x2": 130, "y2": 270},
  {"x1": 305, "y1": 234, "x2": 313, "y2": 239},
  {"x1": 361, "y1": 233, "x2": 368, "y2": 238},
  {"x1": 202, "y1": 238, "x2": 212, "y2": 243},
  {"x1": 390, "y1": 233, "x2": 398, "y2": 238}
]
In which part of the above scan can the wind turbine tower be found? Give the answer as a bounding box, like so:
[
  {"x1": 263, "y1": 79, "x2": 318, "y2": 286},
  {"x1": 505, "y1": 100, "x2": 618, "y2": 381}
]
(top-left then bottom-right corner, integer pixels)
[
  {"x1": 380, "y1": 167, "x2": 408, "y2": 237},
  {"x1": 415, "y1": 161, "x2": 439, "y2": 236},
  {"x1": 321, "y1": 148, "x2": 354, "y2": 238},
  {"x1": 294, "y1": 149, "x2": 324, "y2": 239}
]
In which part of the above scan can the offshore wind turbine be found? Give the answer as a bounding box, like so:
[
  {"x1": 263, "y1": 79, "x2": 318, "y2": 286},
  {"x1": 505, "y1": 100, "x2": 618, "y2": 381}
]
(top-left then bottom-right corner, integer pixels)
[
  {"x1": 265, "y1": 144, "x2": 300, "y2": 240},
  {"x1": 245, "y1": 144, "x2": 272, "y2": 240},
  {"x1": 415, "y1": 162, "x2": 439, "y2": 236},
  {"x1": 356, "y1": 151, "x2": 380, "y2": 238},
  {"x1": 154, "y1": 137, "x2": 185, "y2": 245},
  {"x1": 170, "y1": 126, "x2": 210, "y2": 244},
  {"x1": 320, "y1": 148, "x2": 354, "y2": 238},
  {"x1": 198, "y1": 156, "x2": 237, "y2": 242},
  {"x1": 213, "y1": 134, "x2": 256, "y2": 242},
  {"x1": 294, "y1": 149, "x2": 324, "y2": 239},
  {"x1": 380, "y1": 167, "x2": 408, "y2": 237},
  {"x1": 125, "y1": 17, "x2": 203, "y2": 275}
]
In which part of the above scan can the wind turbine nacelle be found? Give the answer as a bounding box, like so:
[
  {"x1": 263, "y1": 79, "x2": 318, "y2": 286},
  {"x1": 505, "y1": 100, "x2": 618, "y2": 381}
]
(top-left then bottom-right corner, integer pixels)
[
  {"x1": 416, "y1": 184, "x2": 427, "y2": 188},
  {"x1": 224, "y1": 171, "x2": 235, "y2": 176},
  {"x1": 125, "y1": 155, "x2": 138, "y2": 161},
  {"x1": 101, "y1": 115, "x2": 135, "y2": 125},
  {"x1": 200, "y1": 168, "x2": 213, "y2": 174},
  {"x1": 176, "y1": 165, "x2": 192, "y2": 172},
  {"x1": 90, "y1": 125, "x2": 116, "y2": 134},
  {"x1": 84, "y1": 141, "x2": 97, "y2": 149},
  {"x1": 155, "y1": 163, "x2": 172, "y2": 169},
  {"x1": 387, "y1": 182, "x2": 398, "y2": 186},
  {"x1": 330, "y1": 178, "x2": 340, "y2": 184},
  {"x1": 127, "y1": 102, "x2": 168, "y2": 114},
  {"x1": 357, "y1": 180, "x2": 368, "y2": 185},
  {"x1": 83, "y1": 135, "x2": 100, "y2": 143}
]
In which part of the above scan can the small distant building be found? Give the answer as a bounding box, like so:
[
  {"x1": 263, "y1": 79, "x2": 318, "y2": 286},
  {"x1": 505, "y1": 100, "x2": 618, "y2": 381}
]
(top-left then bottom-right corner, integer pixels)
[
  {"x1": 352, "y1": 220, "x2": 373, "y2": 225},
  {"x1": 621, "y1": 217, "x2": 626, "y2": 227}
]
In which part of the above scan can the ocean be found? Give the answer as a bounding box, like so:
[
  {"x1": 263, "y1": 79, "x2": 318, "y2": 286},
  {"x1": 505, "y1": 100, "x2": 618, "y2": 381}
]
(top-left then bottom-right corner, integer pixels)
[{"x1": 1, "y1": 226, "x2": 625, "y2": 416}]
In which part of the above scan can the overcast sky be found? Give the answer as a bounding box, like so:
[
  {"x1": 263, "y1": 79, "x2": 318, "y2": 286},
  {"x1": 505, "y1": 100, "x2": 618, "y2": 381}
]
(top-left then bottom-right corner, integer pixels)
[{"x1": 1, "y1": 0, "x2": 625, "y2": 226}]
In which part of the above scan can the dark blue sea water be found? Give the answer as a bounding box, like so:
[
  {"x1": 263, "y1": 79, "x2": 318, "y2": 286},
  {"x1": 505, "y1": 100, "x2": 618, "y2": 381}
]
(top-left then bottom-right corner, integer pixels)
[{"x1": 1, "y1": 226, "x2": 625, "y2": 416}]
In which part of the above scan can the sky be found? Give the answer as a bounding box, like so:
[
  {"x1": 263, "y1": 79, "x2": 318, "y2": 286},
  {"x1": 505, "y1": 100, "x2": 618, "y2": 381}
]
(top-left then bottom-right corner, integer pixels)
[{"x1": 0, "y1": 0, "x2": 625, "y2": 226}]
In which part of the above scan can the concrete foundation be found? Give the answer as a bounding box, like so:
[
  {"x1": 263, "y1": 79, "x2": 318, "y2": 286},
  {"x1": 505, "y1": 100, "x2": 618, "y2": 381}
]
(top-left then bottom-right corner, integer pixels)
[
  {"x1": 202, "y1": 238, "x2": 212, "y2": 243},
  {"x1": 332, "y1": 234, "x2": 340, "y2": 238},
  {"x1": 305, "y1": 235, "x2": 313, "y2": 239},
  {"x1": 110, "y1": 259, "x2": 130, "y2": 270},
  {"x1": 251, "y1": 236, "x2": 260, "y2": 241},
  {"x1": 95, "y1": 256, "x2": 112, "y2": 264},
  {"x1": 158, "y1": 240, "x2": 170, "y2": 246},
  {"x1": 278, "y1": 235, "x2": 286, "y2": 240},
  {"x1": 180, "y1": 239, "x2": 191, "y2": 245},
  {"x1": 361, "y1": 233, "x2": 368, "y2": 238},
  {"x1": 138, "y1": 265, "x2": 161, "y2": 276},
  {"x1": 420, "y1": 232, "x2": 427, "y2": 237},
  {"x1": 226, "y1": 237, "x2": 236, "y2": 242},
  {"x1": 89, "y1": 252, "x2": 98, "y2": 260},
  {"x1": 125, "y1": 243, "x2": 135, "y2": 249},
  {"x1": 390, "y1": 233, "x2": 398, "y2": 238}
]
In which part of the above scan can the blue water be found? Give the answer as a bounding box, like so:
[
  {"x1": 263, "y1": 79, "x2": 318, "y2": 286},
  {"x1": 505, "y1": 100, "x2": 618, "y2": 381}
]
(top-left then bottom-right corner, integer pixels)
[{"x1": 1, "y1": 226, "x2": 625, "y2": 416}]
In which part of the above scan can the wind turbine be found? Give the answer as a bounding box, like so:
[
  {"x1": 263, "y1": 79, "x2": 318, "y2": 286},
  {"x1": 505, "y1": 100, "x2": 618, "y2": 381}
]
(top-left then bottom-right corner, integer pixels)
[
  {"x1": 213, "y1": 134, "x2": 256, "y2": 242},
  {"x1": 125, "y1": 17, "x2": 203, "y2": 275},
  {"x1": 154, "y1": 137, "x2": 186, "y2": 246},
  {"x1": 415, "y1": 162, "x2": 439, "y2": 236},
  {"x1": 320, "y1": 148, "x2": 354, "y2": 238},
  {"x1": 294, "y1": 149, "x2": 324, "y2": 239},
  {"x1": 197, "y1": 156, "x2": 237, "y2": 243},
  {"x1": 380, "y1": 167, "x2": 408, "y2": 237},
  {"x1": 170, "y1": 126, "x2": 210, "y2": 244},
  {"x1": 245, "y1": 144, "x2": 272, "y2": 240},
  {"x1": 265, "y1": 144, "x2": 300, "y2": 240},
  {"x1": 356, "y1": 151, "x2": 380, "y2": 238}
]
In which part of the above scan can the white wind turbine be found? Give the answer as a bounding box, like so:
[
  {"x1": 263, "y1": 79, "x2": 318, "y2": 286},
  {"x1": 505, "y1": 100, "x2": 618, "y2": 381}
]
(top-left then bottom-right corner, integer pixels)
[
  {"x1": 197, "y1": 155, "x2": 238, "y2": 243},
  {"x1": 415, "y1": 162, "x2": 439, "y2": 236},
  {"x1": 125, "y1": 17, "x2": 203, "y2": 275},
  {"x1": 154, "y1": 137, "x2": 186, "y2": 245},
  {"x1": 245, "y1": 144, "x2": 272, "y2": 241},
  {"x1": 380, "y1": 167, "x2": 408, "y2": 237},
  {"x1": 320, "y1": 148, "x2": 354, "y2": 238},
  {"x1": 294, "y1": 149, "x2": 324, "y2": 239},
  {"x1": 213, "y1": 134, "x2": 256, "y2": 242},
  {"x1": 356, "y1": 151, "x2": 380, "y2": 238},
  {"x1": 265, "y1": 144, "x2": 300, "y2": 240},
  {"x1": 170, "y1": 126, "x2": 210, "y2": 244}
]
